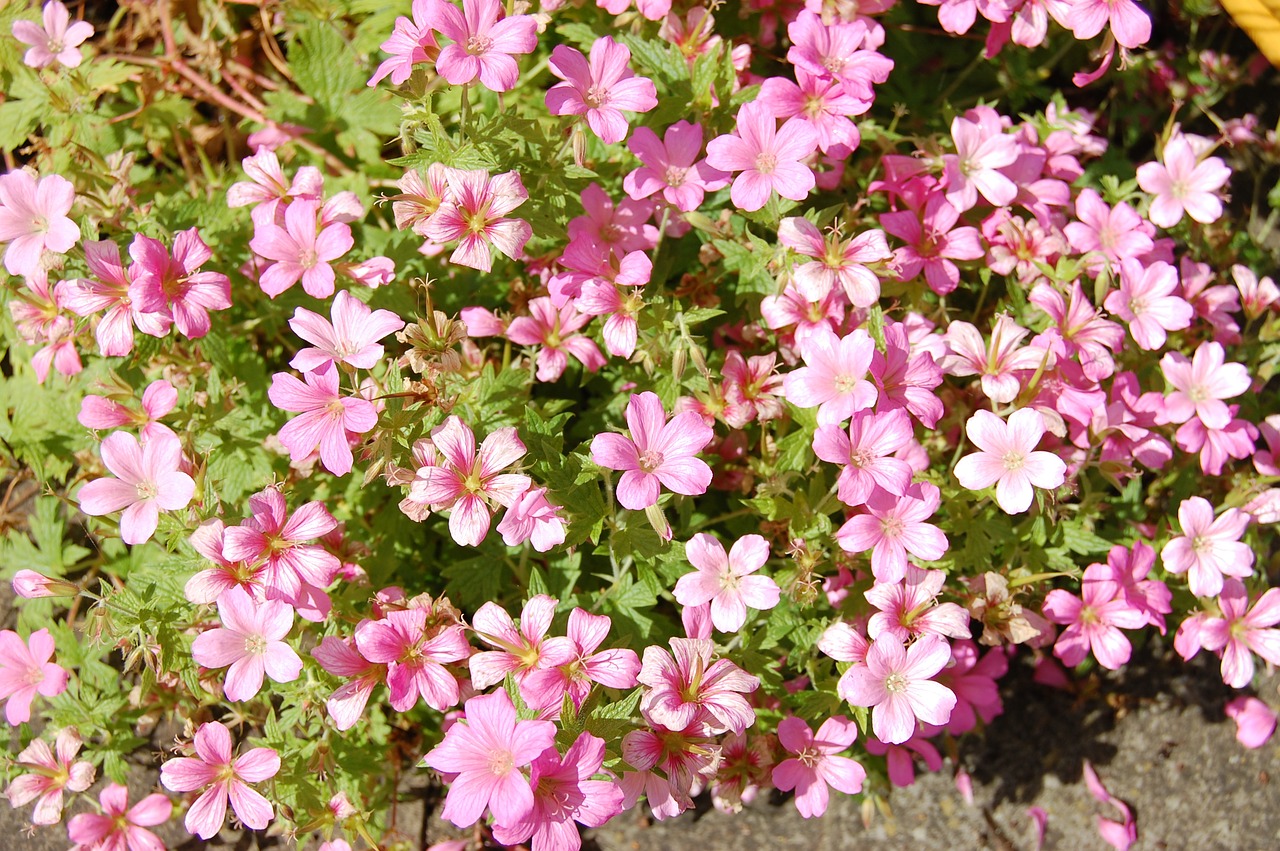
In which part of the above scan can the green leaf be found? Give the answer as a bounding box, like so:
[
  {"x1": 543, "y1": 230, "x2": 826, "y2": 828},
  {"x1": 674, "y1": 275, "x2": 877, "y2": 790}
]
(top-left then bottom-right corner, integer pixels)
[
  {"x1": 292, "y1": 23, "x2": 365, "y2": 115},
  {"x1": 1060, "y1": 524, "x2": 1113, "y2": 556}
]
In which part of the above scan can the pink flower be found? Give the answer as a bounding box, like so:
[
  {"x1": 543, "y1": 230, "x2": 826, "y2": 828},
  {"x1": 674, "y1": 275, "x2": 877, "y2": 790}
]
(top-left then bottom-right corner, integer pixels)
[
  {"x1": 624, "y1": 121, "x2": 730, "y2": 212},
  {"x1": 939, "y1": 315, "x2": 1047, "y2": 404},
  {"x1": 837, "y1": 483, "x2": 949, "y2": 584},
  {"x1": 757, "y1": 68, "x2": 866, "y2": 155},
  {"x1": 1198, "y1": 580, "x2": 1280, "y2": 685},
  {"x1": 1064, "y1": 189, "x2": 1152, "y2": 272},
  {"x1": 4, "y1": 728, "x2": 94, "y2": 825},
  {"x1": 249, "y1": 198, "x2": 354, "y2": 298},
  {"x1": 943, "y1": 106, "x2": 1019, "y2": 211},
  {"x1": 268, "y1": 364, "x2": 380, "y2": 477},
  {"x1": 1232, "y1": 264, "x2": 1279, "y2": 319},
  {"x1": 1137, "y1": 131, "x2": 1231, "y2": 228},
  {"x1": 422, "y1": 690, "x2": 557, "y2": 828},
  {"x1": 935, "y1": 639, "x2": 1007, "y2": 734},
  {"x1": 490, "y1": 732, "x2": 625, "y2": 849},
  {"x1": 954, "y1": 409, "x2": 1066, "y2": 514},
  {"x1": 1160, "y1": 497, "x2": 1253, "y2": 598},
  {"x1": 1043, "y1": 564, "x2": 1147, "y2": 669},
  {"x1": 0, "y1": 170, "x2": 80, "y2": 277},
  {"x1": 782, "y1": 326, "x2": 878, "y2": 427},
  {"x1": 1159, "y1": 341, "x2": 1251, "y2": 430},
  {"x1": 424, "y1": 168, "x2": 532, "y2": 272},
  {"x1": 864, "y1": 564, "x2": 970, "y2": 644},
  {"x1": 355, "y1": 613, "x2": 471, "y2": 711},
  {"x1": 1069, "y1": 0, "x2": 1151, "y2": 48},
  {"x1": 1092, "y1": 541, "x2": 1172, "y2": 634},
  {"x1": 705, "y1": 101, "x2": 818, "y2": 212},
  {"x1": 57, "y1": 239, "x2": 170, "y2": 357},
  {"x1": 785, "y1": 11, "x2": 893, "y2": 102},
  {"x1": 128, "y1": 228, "x2": 232, "y2": 339},
  {"x1": 191, "y1": 586, "x2": 302, "y2": 702},
  {"x1": 590, "y1": 392, "x2": 714, "y2": 511},
  {"x1": 311, "y1": 636, "x2": 383, "y2": 731},
  {"x1": 1082, "y1": 760, "x2": 1137, "y2": 851},
  {"x1": 546, "y1": 37, "x2": 658, "y2": 144},
  {"x1": 506, "y1": 297, "x2": 605, "y2": 381},
  {"x1": 67, "y1": 782, "x2": 172, "y2": 851},
  {"x1": 880, "y1": 191, "x2": 985, "y2": 295},
  {"x1": 226, "y1": 148, "x2": 322, "y2": 215},
  {"x1": 871, "y1": 323, "x2": 945, "y2": 428},
  {"x1": 839, "y1": 634, "x2": 957, "y2": 745},
  {"x1": 673, "y1": 533, "x2": 780, "y2": 633},
  {"x1": 813, "y1": 409, "x2": 915, "y2": 508},
  {"x1": 367, "y1": 0, "x2": 440, "y2": 87},
  {"x1": 289, "y1": 290, "x2": 405, "y2": 372},
  {"x1": 78, "y1": 379, "x2": 178, "y2": 443},
  {"x1": 496, "y1": 486, "x2": 568, "y2": 552},
  {"x1": 864, "y1": 729, "x2": 945, "y2": 789},
  {"x1": 1103, "y1": 259, "x2": 1192, "y2": 351},
  {"x1": 566, "y1": 183, "x2": 658, "y2": 255},
  {"x1": 637, "y1": 638, "x2": 760, "y2": 735},
  {"x1": 409, "y1": 416, "x2": 530, "y2": 546},
  {"x1": 12, "y1": 1, "x2": 93, "y2": 69},
  {"x1": 11, "y1": 570, "x2": 77, "y2": 600},
  {"x1": 522, "y1": 609, "x2": 641, "y2": 712},
  {"x1": 771, "y1": 715, "x2": 866, "y2": 818},
  {"x1": 78, "y1": 431, "x2": 195, "y2": 546},
  {"x1": 1028, "y1": 281, "x2": 1124, "y2": 382},
  {"x1": 1224, "y1": 696, "x2": 1277, "y2": 749},
  {"x1": 159, "y1": 722, "x2": 279, "y2": 840},
  {"x1": 778, "y1": 217, "x2": 890, "y2": 306},
  {"x1": 468, "y1": 595, "x2": 576, "y2": 693},
  {"x1": 427, "y1": 0, "x2": 537, "y2": 92}
]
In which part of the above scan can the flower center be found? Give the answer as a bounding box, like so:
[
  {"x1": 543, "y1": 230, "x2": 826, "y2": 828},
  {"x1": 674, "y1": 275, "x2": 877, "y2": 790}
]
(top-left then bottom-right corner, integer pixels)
[
  {"x1": 638, "y1": 448, "x2": 665, "y2": 473},
  {"x1": 884, "y1": 672, "x2": 908, "y2": 693},
  {"x1": 1127, "y1": 296, "x2": 1147, "y2": 316},
  {"x1": 585, "y1": 85, "x2": 610, "y2": 109},
  {"x1": 465, "y1": 34, "x2": 493, "y2": 56},
  {"x1": 833, "y1": 373, "x2": 858, "y2": 394},
  {"x1": 244, "y1": 634, "x2": 268, "y2": 656},
  {"x1": 135, "y1": 480, "x2": 159, "y2": 500},
  {"x1": 664, "y1": 165, "x2": 689, "y2": 187},
  {"x1": 797, "y1": 746, "x2": 822, "y2": 768},
  {"x1": 754, "y1": 152, "x2": 778, "y2": 175},
  {"x1": 487, "y1": 748, "x2": 515, "y2": 777},
  {"x1": 31, "y1": 214, "x2": 49, "y2": 235},
  {"x1": 1001, "y1": 450, "x2": 1025, "y2": 471},
  {"x1": 1190, "y1": 534, "x2": 1212, "y2": 555},
  {"x1": 880, "y1": 516, "x2": 905, "y2": 539},
  {"x1": 821, "y1": 55, "x2": 846, "y2": 75},
  {"x1": 1187, "y1": 385, "x2": 1209, "y2": 403},
  {"x1": 849, "y1": 448, "x2": 873, "y2": 469},
  {"x1": 299, "y1": 248, "x2": 318, "y2": 269}
]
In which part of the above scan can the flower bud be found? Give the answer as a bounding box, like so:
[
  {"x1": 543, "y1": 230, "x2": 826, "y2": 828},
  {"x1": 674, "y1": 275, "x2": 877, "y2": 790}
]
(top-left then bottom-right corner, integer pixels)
[{"x1": 12, "y1": 570, "x2": 78, "y2": 599}]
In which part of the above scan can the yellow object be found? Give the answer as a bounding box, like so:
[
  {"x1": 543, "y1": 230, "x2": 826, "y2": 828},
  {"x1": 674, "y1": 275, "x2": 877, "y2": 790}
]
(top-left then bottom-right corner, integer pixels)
[{"x1": 1220, "y1": 0, "x2": 1280, "y2": 66}]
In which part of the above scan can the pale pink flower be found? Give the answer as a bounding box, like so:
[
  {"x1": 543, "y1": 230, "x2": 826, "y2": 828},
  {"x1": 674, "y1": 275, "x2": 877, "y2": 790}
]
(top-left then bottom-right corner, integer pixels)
[
  {"x1": 1225, "y1": 696, "x2": 1277, "y2": 749},
  {"x1": 78, "y1": 379, "x2": 177, "y2": 443},
  {"x1": 637, "y1": 638, "x2": 759, "y2": 735},
  {"x1": 0, "y1": 629, "x2": 67, "y2": 726},
  {"x1": 490, "y1": 732, "x2": 625, "y2": 850},
  {"x1": 128, "y1": 229, "x2": 232, "y2": 339},
  {"x1": 4, "y1": 729, "x2": 93, "y2": 825},
  {"x1": 771, "y1": 715, "x2": 865, "y2": 818},
  {"x1": 0, "y1": 170, "x2": 80, "y2": 277},
  {"x1": 943, "y1": 106, "x2": 1019, "y2": 211},
  {"x1": 778, "y1": 217, "x2": 890, "y2": 306},
  {"x1": 935, "y1": 639, "x2": 1007, "y2": 734},
  {"x1": 250, "y1": 198, "x2": 353, "y2": 298},
  {"x1": 468, "y1": 595, "x2": 576, "y2": 692},
  {"x1": 67, "y1": 783, "x2": 172, "y2": 851},
  {"x1": 367, "y1": 0, "x2": 440, "y2": 87},
  {"x1": 506, "y1": 297, "x2": 605, "y2": 381},
  {"x1": 12, "y1": 2, "x2": 93, "y2": 69},
  {"x1": 522, "y1": 609, "x2": 641, "y2": 712},
  {"x1": 566, "y1": 183, "x2": 658, "y2": 255},
  {"x1": 1069, "y1": 0, "x2": 1151, "y2": 47},
  {"x1": 496, "y1": 486, "x2": 568, "y2": 552},
  {"x1": 705, "y1": 101, "x2": 818, "y2": 212},
  {"x1": 159, "y1": 722, "x2": 279, "y2": 840},
  {"x1": 839, "y1": 634, "x2": 957, "y2": 745},
  {"x1": 1103, "y1": 259, "x2": 1192, "y2": 351},
  {"x1": 226, "y1": 149, "x2": 323, "y2": 216},
  {"x1": 1043, "y1": 564, "x2": 1147, "y2": 669},
  {"x1": 78, "y1": 431, "x2": 195, "y2": 546},
  {"x1": 1200, "y1": 581, "x2": 1280, "y2": 688},
  {"x1": 814, "y1": 409, "x2": 915, "y2": 508},
  {"x1": 311, "y1": 636, "x2": 384, "y2": 731},
  {"x1": 1161, "y1": 497, "x2": 1253, "y2": 598},
  {"x1": 880, "y1": 190, "x2": 985, "y2": 295},
  {"x1": 191, "y1": 586, "x2": 302, "y2": 702},
  {"x1": 618, "y1": 719, "x2": 720, "y2": 820},
  {"x1": 546, "y1": 37, "x2": 658, "y2": 144},
  {"x1": 1159, "y1": 341, "x2": 1251, "y2": 430},
  {"x1": 422, "y1": 690, "x2": 557, "y2": 828},
  {"x1": 424, "y1": 168, "x2": 532, "y2": 272},
  {"x1": 427, "y1": 0, "x2": 537, "y2": 92},
  {"x1": 673, "y1": 533, "x2": 780, "y2": 633},
  {"x1": 1232, "y1": 264, "x2": 1279, "y2": 319},
  {"x1": 268, "y1": 364, "x2": 380, "y2": 477},
  {"x1": 939, "y1": 315, "x2": 1048, "y2": 404},
  {"x1": 1064, "y1": 189, "x2": 1152, "y2": 272},
  {"x1": 1028, "y1": 281, "x2": 1124, "y2": 382},
  {"x1": 289, "y1": 290, "x2": 405, "y2": 372},
  {"x1": 819, "y1": 621, "x2": 870, "y2": 671},
  {"x1": 1137, "y1": 131, "x2": 1231, "y2": 228},
  {"x1": 590, "y1": 392, "x2": 713, "y2": 511},
  {"x1": 838, "y1": 484, "x2": 949, "y2": 584},
  {"x1": 409, "y1": 416, "x2": 530, "y2": 546},
  {"x1": 782, "y1": 326, "x2": 877, "y2": 427},
  {"x1": 355, "y1": 612, "x2": 471, "y2": 711},
  {"x1": 624, "y1": 121, "x2": 729, "y2": 212},
  {"x1": 785, "y1": 11, "x2": 893, "y2": 102},
  {"x1": 954, "y1": 408, "x2": 1066, "y2": 514},
  {"x1": 57, "y1": 239, "x2": 169, "y2": 357}
]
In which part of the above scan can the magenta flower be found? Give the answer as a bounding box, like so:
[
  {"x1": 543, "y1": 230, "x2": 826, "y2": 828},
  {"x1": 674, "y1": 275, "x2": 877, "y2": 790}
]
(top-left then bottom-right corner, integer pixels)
[
  {"x1": 1103, "y1": 259, "x2": 1192, "y2": 351},
  {"x1": 673, "y1": 533, "x2": 780, "y2": 633},
  {"x1": 757, "y1": 68, "x2": 866, "y2": 155},
  {"x1": 864, "y1": 729, "x2": 944, "y2": 789},
  {"x1": 424, "y1": 168, "x2": 532, "y2": 272},
  {"x1": 624, "y1": 121, "x2": 730, "y2": 212},
  {"x1": 191, "y1": 586, "x2": 302, "y2": 702},
  {"x1": 1068, "y1": 0, "x2": 1151, "y2": 48},
  {"x1": 12, "y1": 1, "x2": 93, "y2": 69},
  {"x1": 128, "y1": 228, "x2": 232, "y2": 340},
  {"x1": 1028, "y1": 281, "x2": 1124, "y2": 382},
  {"x1": 268, "y1": 364, "x2": 380, "y2": 476},
  {"x1": 935, "y1": 639, "x2": 1007, "y2": 735},
  {"x1": 491, "y1": 732, "x2": 625, "y2": 849},
  {"x1": 839, "y1": 486, "x2": 949, "y2": 585},
  {"x1": 496, "y1": 486, "x2": 568, "y2": 552},
  {"x1": 1137, "y1": 131, "x2": 1231, "y2": 228},
  {"x1": 546, "y1": 37, "x2": 658, "y2": 145},
  {"x1": 367, "y1": 0, "x2": 439, "y2": 87},
  {"x1": 782, "y1": 326, "x2": 878, "y2": 427},
  {"x1": 785, "y1": 11, "x2": 893, "y2": 102},
  {"x1": 4, "y1": 728, "x2": 94, "y2": 825},
  {"x1": 289, "y1": 290, "x2": 404, "y2": 372},
  {"x1": 468, "y1": 595, "x2": 576, "y2": 693},
  {"x1": 427, "y1": 0, "x2": 537, "y2": 92},
  {"x1": 939, "y1": 315, "x2": 1047, "y2": 404},
  {"x1": 705, "y1": 101, "x2": 818, "y2": 212},
  {"x1": 771, "y1": 715, "x2": 866, "y2": 819},
  {"x1": 249, "y1": 198, "x2": 354, "y2": 298},
  {"x1": 1043, "y1": 564, "x2": 1147, "y2": 670},
  {"x1": 1160, "y1": 496, "x2": 1253, "y2": 598},
  {"x1": 67, "y1": 782, "x2": 172, "y2": 851},
  {"x1": 422, "y1": 690, "x2": 557, "y2": 828},
  {"x1": 0, "y1": 170, "x2": 80, "y2": 277},
  {"x1": 409, "y1": 416, "x2": 531, "y2": 546},
  {"x1": 1225, "y1": 696, "x2": 1277, "y2": 749},
  {"x1": 159, "y1": 722, "x2": 279, "y2": 840},
  {"x1": 57, "y1": 239, "x2": 170, "y2": 357},
  {"x1": 954, "y1": 408, "x2": 1066, "y2": 514},
  {"x1": 1159, "y1": 341, "x2": 1251, "y2": 430},
  {"x1": 637, "y1": 638, "x2": 760, "y2": 735},
  {"x1": 77, "y1": 431, "x2": 195, "y2": 546},
  {"x1": 506, "y1": 296, "x2": 605, "y2": 381},
  {"x1": 839, "y1": 634, "x2": 957, "y2": 745},
  {"x1": 355, "y1": 612, "x2": 470, "y2": 711},
  {"x1": 880, "y1": 192, "x2": 984, "y2": 295},
  {"x1": 226, "y1": 148, "x2": 322, "y2": 215},
  {"x1": 590, "y1": 391, "x2": 714, "y2": 511},
  {"x1": 778, "y1": 217, "x2": 890, "y2": 306},
  {"x1": 78, "y1": 378, "x2": 177, "y2": 443},
  {"x1": 870, "y1": 323, "x2": 945, "y2": 428},
  {"x1": 522, "y1": 608, "x2": 641, "y2": 712},
  {"x1": 813, "y1": 408, "x2": 915, "y2": 508}
]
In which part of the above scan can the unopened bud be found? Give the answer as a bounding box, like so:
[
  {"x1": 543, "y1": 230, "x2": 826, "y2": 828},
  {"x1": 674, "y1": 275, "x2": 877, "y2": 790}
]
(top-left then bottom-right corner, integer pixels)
[
  {"x1": 329, "y1": 791, "x2": 357, "y2": 820},
  {"x1": 12, "y1": 570, "x2": 78, "y2": 599},
  {"x1": 571, "y1": 126, "x2": 587, "y2": 168}
]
